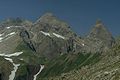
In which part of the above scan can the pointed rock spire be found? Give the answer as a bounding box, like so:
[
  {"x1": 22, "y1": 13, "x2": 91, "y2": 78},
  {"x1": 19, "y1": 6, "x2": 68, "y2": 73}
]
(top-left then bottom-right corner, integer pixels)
[
  {"x1": 85, "y1": 20, "x2": 115, "y2": 52},
  {"x1": 40, "y1": 12, "x2": 54, "y2": 18},
  {"x1": 96, "y1": 19, "x2": 102, "y2": 24},
  {"x1": 35, "y1": 12, "x2": 56, "y2": 24},
  {"x1": 39, "y1": 12, "x2": 55, "y2": 21},
  {"x1": 88, "y1": 20, "x2": 107, "y2": 36},
  {"x1": 95, "y1": 19, "x2": 104, "y2": 28},
  {"x1": 88, "y1": 20, "x2": 113, "y2": 40}
]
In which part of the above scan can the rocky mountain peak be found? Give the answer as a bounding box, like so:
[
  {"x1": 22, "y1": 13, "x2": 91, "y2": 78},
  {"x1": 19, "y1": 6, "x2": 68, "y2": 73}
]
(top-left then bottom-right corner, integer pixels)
[
  {"x1": 35, "y1": 12, "x2": 56, "y2": 24},
  {"x1": 32, "y1": 13, "x2": 77, "y2": 38},
  {"x1": 96, "y1": 19, "x2": 102, "y2": 24},
  {"x1": 40, "y1": 12, "x2": 55, "y2": 19},
  {"x1": 88, "y1": 20, "x2": 111, "y2": 38},
  {"x1": 85, "y1": 20, "x2": 115, "y2": 52},
  {"x1": 95, "y1": 19, "x2": 105, "y2": 29}
]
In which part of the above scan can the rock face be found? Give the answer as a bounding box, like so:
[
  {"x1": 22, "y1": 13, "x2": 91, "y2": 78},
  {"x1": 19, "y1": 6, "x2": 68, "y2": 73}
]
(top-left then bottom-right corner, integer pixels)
[
  {"x1": 32, "y1": 13, "x2": 76, "y2": 38},
  {"x1": 30, "y1": 13, "x2": 78, "y2": 59}
]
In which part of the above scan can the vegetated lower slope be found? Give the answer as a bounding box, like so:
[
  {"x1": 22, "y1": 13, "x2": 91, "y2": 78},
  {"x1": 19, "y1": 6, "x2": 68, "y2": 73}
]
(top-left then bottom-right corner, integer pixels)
[
  {"x1": 14, "y1": 41, "x2": 45, "y2": 80},
  {"x1": 39, "y1": 38, "x2": 120, "y2": 80},
  {"x1": 38, "y1": 52, "x2": 101, "y2": 80}
]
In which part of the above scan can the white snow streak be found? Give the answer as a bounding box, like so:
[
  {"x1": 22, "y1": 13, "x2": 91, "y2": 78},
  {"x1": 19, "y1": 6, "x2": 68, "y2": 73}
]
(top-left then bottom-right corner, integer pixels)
[
  {"x1": 53, "y1": 33, "x2": 65, "y2": 39},
  {"x1": 20, "y1": 58, "x2": 24, "y2": 60},
  {"x1": 7, "y1": 32, "x2": 16, "y2": 36},
  {"x1": 5, "y1": 58, "x2": 13, "y2": 63},
  {"x1": 0, "y1": 52, "x2": 23, "y2": 57},
  {"x1": 0, "y1": 52, "x2": 23, "y2": 80},
  {"x1": 6, "y1": 26, "x2": 22, "y2": 29},
  {"x1": 5, "y1": 58, "x2": 20, "y2": 80},
  {"x1": 0, "y1": 33, "x2": 4, "y2": 37},
  {"x1": 0, "y1": 32, "x2": 16, "y2": 42},
  {"x1": 0, "y1": 33, "x2": 4, "y2": 42},
  {"x1": 0, "y1": 37, "x2": 3, "y2": 41},
  {"x1": 33, "y1": 65, "x2": 44, "y2": 80},
  {"x1": 40, "y1": 31, "x2": 51, "y2": 36},
  {"x1": 40, "y1": 31, "x2": 66, "y2": 39},
  {"x1": 82, "y1": 43, "x2": 85, "y2": 46},
  {"x1": 6, "y1": 27, "x2": 11, "y2": 29}
]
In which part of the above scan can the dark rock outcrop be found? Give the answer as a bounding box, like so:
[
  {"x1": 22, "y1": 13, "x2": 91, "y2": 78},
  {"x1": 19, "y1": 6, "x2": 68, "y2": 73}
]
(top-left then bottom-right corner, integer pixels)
[{"x1": 20, "y1": 29, "x2": 36, "y2": 52}]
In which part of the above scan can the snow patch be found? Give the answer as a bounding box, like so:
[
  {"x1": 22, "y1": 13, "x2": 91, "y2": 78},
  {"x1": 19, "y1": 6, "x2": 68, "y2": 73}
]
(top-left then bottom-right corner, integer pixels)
[
  {"x1": 33, "y1": 65, "x2": 44, "y2": 80},
  {"x1": 0, "y1": 32, "x2": 16, "y2": 42},
  {"x1": 53, "y1": 33, "x2": 65, "y2": 39},
  {"x1": 6, "y1": 27, "x2": 11, "y2": 29},
  {"x1": 5, "y1": 58, "x2": 20, "y2": 80},
  {"x1": 7, "y1": 32, "x2": 16, "y2": 36},
  {"x1": 0, "y1": 33, "x2": 4, "y2": 37},
  {"x1": 0, "y1": 37, "x2": 3, "y2": 41},
  {"x1": 0, "y1": 34, "x2": 2, "y2": 37},
  {"x1": 0, "y1": 52, "x2": 23, "y2": 57},
  {"x1": 104, "y1": 71, "x2": 109, "y2": 74},
  {"x1": 4, "y1": 32, "x2": 16, "y2": 40},
  {"x1": 0, "y1": 33, "x2": 4, "y2": 42},
  {"x1": 82, "y1": 43, "x2": 85, "y2": 46},
  {"x1": 40, "y1": 31, "x2": 51, "y2": 36},
  {"x1": 20, "y1": 58, "x2": 24, "y2": 60},
  {"x1": 5, "y1": 58, "x2": 13, "y2": 63},
  {"x1": 0, "y1": 52, "x2": 23, "y2": 80},
  {"x1": 40, "y1": 31, "x2": 66, "y2": 39},
  {"x1": 30, "y1": 31, "x2": 34, "y2": 34},
  {"x1": 6, "y1": 26, "x2": 22, "y2": 29}
]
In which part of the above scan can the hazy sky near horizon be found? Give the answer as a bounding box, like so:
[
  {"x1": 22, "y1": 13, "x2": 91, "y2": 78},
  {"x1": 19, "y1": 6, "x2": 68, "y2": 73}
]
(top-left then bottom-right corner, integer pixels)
[{"x1": 0, "y1": 0, "x2": 120, "y2": 36}]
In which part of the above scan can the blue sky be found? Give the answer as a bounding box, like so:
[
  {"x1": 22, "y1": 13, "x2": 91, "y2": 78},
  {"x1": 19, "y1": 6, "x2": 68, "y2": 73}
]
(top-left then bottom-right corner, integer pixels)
[{"x1": 0, "y1": 0, "x2": 120, "y2": 36}]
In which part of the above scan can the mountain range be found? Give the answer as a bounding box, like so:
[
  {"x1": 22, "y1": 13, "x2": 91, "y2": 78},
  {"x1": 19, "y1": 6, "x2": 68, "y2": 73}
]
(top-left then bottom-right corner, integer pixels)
[{"x1": 0, "y1": 13, "x2": 119, "y2": 80}]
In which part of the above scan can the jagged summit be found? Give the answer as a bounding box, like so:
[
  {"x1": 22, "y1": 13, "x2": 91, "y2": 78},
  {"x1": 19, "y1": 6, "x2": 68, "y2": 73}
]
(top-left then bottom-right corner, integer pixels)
[
  {"x1": 32, "y1": 13, "x2": 76, "y2": 38},
  {"x1": 35, "y1": 12, "x2": 57, "y2": 24},
  {"x1": 88, "y1": 20, "x2": 111, "y2": 37},
  {"x1": 34, "y1": 12, "x2": 69, "y2": 27},
  {"x1": 85, "y1": 20, "x2": 115, "y2": 52},
  {"x1": 34, "y1": 12, "x2": 64, "y2": 26},
  {"x1": 40, "y1": 12, "x2": 55, "y2": 19},
  {"x1": 96, "y1": 19, "x2": 102, "y2": 24}
]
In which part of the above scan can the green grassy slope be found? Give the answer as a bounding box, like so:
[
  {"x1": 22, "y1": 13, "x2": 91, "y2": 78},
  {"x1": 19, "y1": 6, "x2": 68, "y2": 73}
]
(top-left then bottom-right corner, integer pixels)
[{"x1": 39, "y1": 52, "x2": 101, "y2": 79}]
